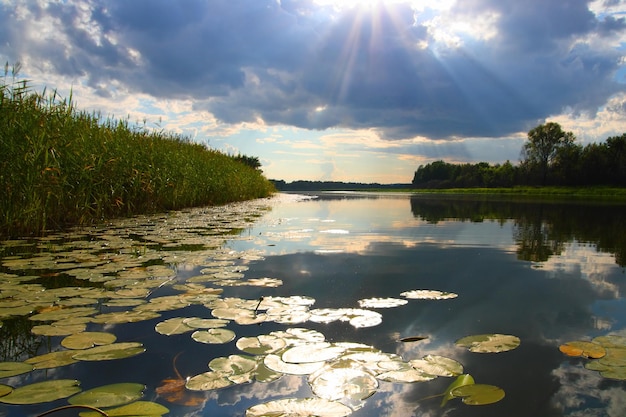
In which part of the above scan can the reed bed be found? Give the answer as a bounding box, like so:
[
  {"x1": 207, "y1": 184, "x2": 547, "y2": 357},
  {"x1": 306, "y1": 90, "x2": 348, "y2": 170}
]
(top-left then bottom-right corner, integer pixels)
[{"x1": 0, "y1": 78, "x2": 274, "y2": 237}]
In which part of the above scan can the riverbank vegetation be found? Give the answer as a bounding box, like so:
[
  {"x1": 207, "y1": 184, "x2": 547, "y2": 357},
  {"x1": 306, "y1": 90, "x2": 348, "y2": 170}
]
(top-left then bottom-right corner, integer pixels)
[
  {"x1": 0, "y1": 73, "x2": 274, "y2": 238},
  {"x1": 413, "y1": 122, "x2": 626, "y2": 189}
]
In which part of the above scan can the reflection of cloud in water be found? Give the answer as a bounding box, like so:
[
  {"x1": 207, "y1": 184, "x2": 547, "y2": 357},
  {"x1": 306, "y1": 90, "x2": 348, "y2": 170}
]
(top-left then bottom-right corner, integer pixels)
[
  {"x1": 206, "y1": 375, "x2": 305, "y2": 407},
  {"x1": 539, "y1": 242, "x2": 620, "y2": 298},
  {"x1": 551, "y1": 362, "x2": 626, "y2": 416}
]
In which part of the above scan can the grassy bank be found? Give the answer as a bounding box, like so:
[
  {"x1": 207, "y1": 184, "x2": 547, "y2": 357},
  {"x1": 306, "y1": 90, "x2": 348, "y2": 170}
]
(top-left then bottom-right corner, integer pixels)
[
  {"x1": 409, "y1": 186, "x2": 626, "y2": 199},
  {"x1": 0, "y1": 79, "x2": 274, "y2": 238}
]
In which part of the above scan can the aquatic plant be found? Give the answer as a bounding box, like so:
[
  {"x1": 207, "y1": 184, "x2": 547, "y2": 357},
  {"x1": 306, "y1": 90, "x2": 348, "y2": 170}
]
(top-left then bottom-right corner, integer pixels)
[{"x1": 0, "y1": 71, "x2": 274, "y2": 237}]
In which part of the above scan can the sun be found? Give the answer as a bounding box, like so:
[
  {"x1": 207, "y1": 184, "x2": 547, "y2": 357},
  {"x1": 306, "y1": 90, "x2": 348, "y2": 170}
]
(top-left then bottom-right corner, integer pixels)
[{"x1": 312, "y1": 0, "x2": 403, "y2": 11}]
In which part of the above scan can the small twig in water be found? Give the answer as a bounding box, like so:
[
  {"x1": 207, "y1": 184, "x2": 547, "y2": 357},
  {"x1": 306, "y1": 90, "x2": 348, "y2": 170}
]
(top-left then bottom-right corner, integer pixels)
[{"x1": 253, "y1": 296, "x2": 264, "y2": 316}]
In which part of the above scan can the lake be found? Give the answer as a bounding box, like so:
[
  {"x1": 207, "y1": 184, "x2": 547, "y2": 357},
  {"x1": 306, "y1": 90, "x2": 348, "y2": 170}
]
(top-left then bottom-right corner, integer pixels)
[{"x1": 1, "y1": 192, "x2": 625, "y2": 417}]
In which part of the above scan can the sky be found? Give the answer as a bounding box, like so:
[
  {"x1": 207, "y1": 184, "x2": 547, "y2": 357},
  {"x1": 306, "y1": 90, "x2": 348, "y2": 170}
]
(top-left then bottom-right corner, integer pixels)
[{"x1": 1, "y1": 0, "x2": 626, "y2": 184}]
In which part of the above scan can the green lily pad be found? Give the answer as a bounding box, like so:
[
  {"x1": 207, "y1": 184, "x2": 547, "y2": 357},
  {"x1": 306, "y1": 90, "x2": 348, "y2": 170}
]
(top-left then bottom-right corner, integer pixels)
[
  {"x1": 236, "y1": 334, "x2": 286, "y2": 355},
  {"x1": 191, "y1": 329, "x2": 236, "y2": 344},
  {"x1": 0, "y1": 362, "x2": 33, "y2": 378},
  {"x1": 377, "y1": 368, "x2": 435, "y2": 383},
  {"x1": 61, "y1": 332, "x2": 117, "y2": 350},
  {"x1": 264, "y1": 354, "x2": 325, "y2": 375},
  {"x1": 155, "y1": 318, "x2": 196, "y2": 335},
  {"x1": 186, "y1": 371, "x2": 233, "y2": 391},
  {"x1": 559, "y1": 341, "x2": 606, "y2": 358},
  {"x1": 410, "y1": 355, "x2": 464, "y2": 377},
  {"x1": 183, "y1": 317, "x2": 230, "y2": 329},
  {"x1": 253, "y1": 358, "x2": 284, "y2": 383},
  {"x1": 0, "y1": 379, "x2": 81, "y2": 404},
  {"x1": 0, "y1": 384, "x2": 12, "y2": 398},
  {"x1": 72, "y1": 342, "x2": 146, "y2": 361},
  {"x1": 592, "y1": 335, "x2": 626, "y2": 348},
  {"x1": 309, "y1": 365, "x2": 378, "y2": 401},
  {"x1": 282, "y1": 343, "x2": 345, "y2": 364},
  {"x1": 91, "y1": 311, "x2": 161, "y2": 324},
  {"x1": 270, "y1": 328, "x2": 326, "y2": 345},
  {"x1": 209, "y1": 355, "x2": 257, "y2": 376},
  {"x1": 455, "y1": 334, "x2": 521, "y2": 353},
  {"x1": 31, "y1": 323, "x2": 87, "y2": 336},
  {"x1": 79, "y1": 400, "x2": 169, "y2": 417},
  {"x1": 69, "y1": 383, "x2": 145, "y2": 407},
  {"x1": 442, "y1": 374, "x2": 475, "y2": 406},
  {"x1": 599, "y1": 347, "x2": 626, "y2": 367},
  {"x1": 308, "y1": 308, "x2": 383, "y2": 328},
  {"x1": 451, "y1": 383, "x2": 505, "y2": 405},
  {"x1": 400, "y1": 290, "x2": 458, "y2": 300},
  {"x1": 25, "y1": 351, "x2": 78, "y2": 369},
  {"x1": 29, "y1": 307, "x2": 98, "y2": 322},
  {"x1": 357, "y1": 297, "x2": 408, "y2": 308},
  {"x1": 246, "y1": 397, "x2": 353, "y2": 417}
]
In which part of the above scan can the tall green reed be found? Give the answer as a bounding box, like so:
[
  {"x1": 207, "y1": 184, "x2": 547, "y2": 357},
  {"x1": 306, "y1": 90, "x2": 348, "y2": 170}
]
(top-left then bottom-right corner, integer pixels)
[{"x1": 0, "y1": 73, "x2": 274, "y2": 237}]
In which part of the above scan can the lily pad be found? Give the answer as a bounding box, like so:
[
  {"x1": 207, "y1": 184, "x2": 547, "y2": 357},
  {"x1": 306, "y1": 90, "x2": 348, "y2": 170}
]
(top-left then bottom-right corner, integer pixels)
[
  {"x1": 68, "y1": 383, "x2": 145, "y2": 407},
  {"x1": 455, "y1": 334, "x2": 521, "y2": 353},
  {"x1": 593, "y1": 335, "x2": 626, "y2": 348},
  {"x1": 559, "y1": 341, "x2": 606, "y2": 359},
  {"x1": 308, "y1": 308, "x2": 383, "y2": 328},
  {"x1": 357, "y1": 297, "x2": 408, "y2": 309},
  {"x1": 186, "y1": 371, "x2": 233, "y2": 391},
  {"x1": 183, "y1": 317, "x2": 230, "y2": 329},
  {"x1": 91, "y1": 311, "x2": 161, "y2": 324},
  {"x1": 377, "y1": 368, "x2": 435, "y2": 383},
  {"x1": 0, "y1": 362, "x2": 33, "y2": 378},
  {"x1": 400, "y1": 290, "x2": 458, "y2": 300},
  {"x1": 0, "y1": 384, "x2": 12, "y2": 398},
  {"x1": 282, "y1": 343, "x2": 345, "y2": 364},
  {"x1": 451, "y1": 383, "x2": 505, "y2": 405},
  {"x1": 253, "y1": 358, "x2": 283, "y2": 383},
  {"x1": 191, "y1": 329, "x2": 236, "y2": 344},
  {"x1": 72, "y1": 342, "x2": 146, "y2": 361},
  {"x1": 79, "y1": 400, "x2": 169, "y2": 417},
  {"x1": 0, "y1": 379, "x2": 81, "y2": 404},
  {"x1": 25, "y1": 351, "x2": 78, "y2": 369},
  {"x1": 309, "y1": 365, "x2": 378, "y2": 401},
  {"x1": 209, "y1": 355, "x2": 257, "y2": 376},
  {"x1": 29, "y1": 306, "x2": 98, "y2": 322},
  {"x1": 246, "y1": 397, "x2": 353, "y2": 417},
  {"x1": 155, "y1": 318, "x2": 196, "y2": 335},
  {"x1": 61, "y1": 332, "x2": 117, "y2": 350},
  {"x1": 236, "y1": 334, "x2": 286, "y2": 355},
  {"x1": 270, "y1": 328, "x2": 326, "y2": 345},
  {"x1": 410, "y1": 355, "x2": 464, "y2": 377},
  {"x1": 31, "y1": 323, "x2": 87, "y2": 336},
  {"x1": 441, "y1": 374, "x2": 475, "y2": 407},
  {"x1": 599, "y1": 347, "x2": 626, "y2": 367},
  {"x1": 264, "y1": 354, "x2": 325, "y2": 375}
]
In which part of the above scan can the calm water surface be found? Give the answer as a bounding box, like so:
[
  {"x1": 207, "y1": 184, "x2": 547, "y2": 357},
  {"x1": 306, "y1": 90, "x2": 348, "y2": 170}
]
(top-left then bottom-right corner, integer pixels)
[{"x1": 1, "y1": 192, "x2": 625, "y2": 417}]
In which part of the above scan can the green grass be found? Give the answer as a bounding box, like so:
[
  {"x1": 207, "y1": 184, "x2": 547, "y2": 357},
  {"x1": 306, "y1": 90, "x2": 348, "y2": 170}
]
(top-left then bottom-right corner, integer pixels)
[
  {"x1": 409, "y1": 186, "x2": 626, "y2": 199},
  {"x1": 0, "y1": 78, "x2": 274, "y2": 238}
]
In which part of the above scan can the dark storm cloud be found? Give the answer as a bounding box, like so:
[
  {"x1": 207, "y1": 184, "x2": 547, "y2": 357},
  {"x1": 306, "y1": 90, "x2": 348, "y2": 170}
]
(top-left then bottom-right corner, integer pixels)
[{"x1": 1, "y1": 0, "x2": 624, "y2": 139}]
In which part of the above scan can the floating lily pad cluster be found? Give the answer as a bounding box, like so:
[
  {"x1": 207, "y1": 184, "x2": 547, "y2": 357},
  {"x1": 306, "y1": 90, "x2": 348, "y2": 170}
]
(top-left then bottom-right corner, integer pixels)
[
  {"x1": 559, "y1": 334, "x2": 626, "y2": 380},
  {"x1": 0, "y1": 195, "x2": 509, "y2": 416},
  {"x1": 0, "y1": 379, "x2": 167, "y2": 416},
  {"x1": 0, "y1": 199, "x2": 273, "y2": 411},
  {"x1": 184, "y1": 326, "x2": 467, "y2": 413}
]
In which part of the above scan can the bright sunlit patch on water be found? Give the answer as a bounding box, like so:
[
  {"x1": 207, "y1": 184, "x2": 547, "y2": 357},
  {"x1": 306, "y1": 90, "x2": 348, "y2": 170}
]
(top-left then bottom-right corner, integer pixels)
[{"x1": 319, "y1": 229, "x2": 350, "y2": 234}]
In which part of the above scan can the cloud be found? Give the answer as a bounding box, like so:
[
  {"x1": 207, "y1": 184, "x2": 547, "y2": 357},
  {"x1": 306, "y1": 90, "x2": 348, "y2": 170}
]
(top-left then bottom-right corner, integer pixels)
[{"x1": 0, "y1": 0, "x2": 624, "y2": 146}]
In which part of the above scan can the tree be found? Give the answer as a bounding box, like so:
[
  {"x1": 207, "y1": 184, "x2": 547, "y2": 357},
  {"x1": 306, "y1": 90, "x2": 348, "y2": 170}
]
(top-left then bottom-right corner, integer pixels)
[{"x1": 522, "y1": 122, "x2": 575, "y2": 185}]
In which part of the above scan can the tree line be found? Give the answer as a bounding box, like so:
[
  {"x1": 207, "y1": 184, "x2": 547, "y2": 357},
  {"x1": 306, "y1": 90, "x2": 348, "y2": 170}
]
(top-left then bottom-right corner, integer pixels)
[{"x1": 412, "y1": 123, "x2": 626, "y2": 188}]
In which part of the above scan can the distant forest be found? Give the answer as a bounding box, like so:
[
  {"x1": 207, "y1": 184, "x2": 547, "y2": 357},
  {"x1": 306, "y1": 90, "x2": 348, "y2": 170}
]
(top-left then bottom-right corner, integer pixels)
[
  {"x1": 272, "y1": 123, "x2": 626, "y2": 191},
  {"x1": 271, "y1": 180, "x2": 410, "y2": 191},
  {"x1": 413, "y1": 124, "x2": 626, "y2": 188}
]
